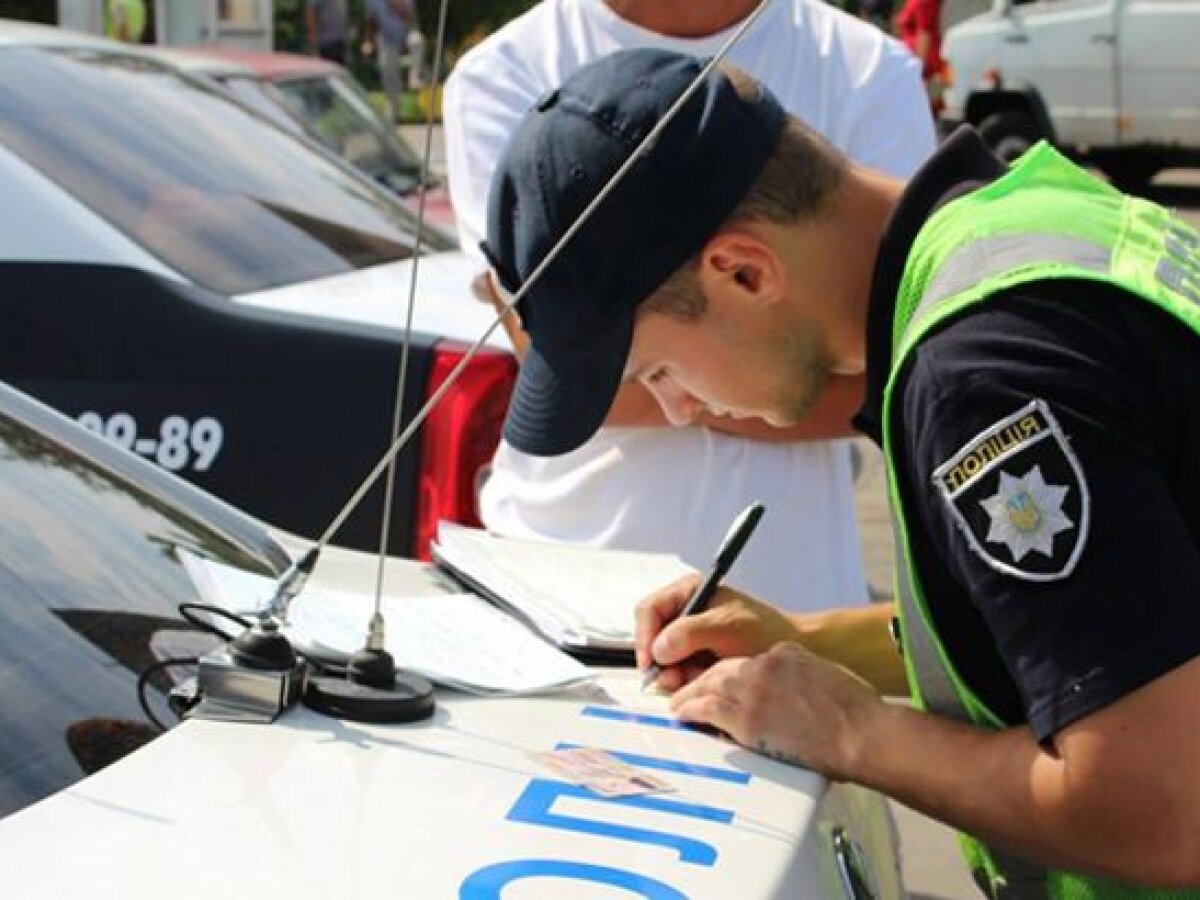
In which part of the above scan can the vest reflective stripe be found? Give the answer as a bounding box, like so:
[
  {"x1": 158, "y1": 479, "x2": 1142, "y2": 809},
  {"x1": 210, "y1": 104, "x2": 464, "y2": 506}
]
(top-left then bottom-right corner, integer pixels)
[
  {"x1": 913, "y1": 233, "x2": 1112, "y2": 334},
  {"x1": 888, "y1": 511, "x2": 961, "y2": 715},
  {"x1": 883, "y1": 141, "x2": 1200, "y2": 900}
]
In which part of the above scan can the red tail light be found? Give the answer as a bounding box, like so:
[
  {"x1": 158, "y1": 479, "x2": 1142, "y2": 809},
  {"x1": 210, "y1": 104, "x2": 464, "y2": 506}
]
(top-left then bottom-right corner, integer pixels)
[{"x1": 413, "y1": 340, "x2": 517, "y2": 560}]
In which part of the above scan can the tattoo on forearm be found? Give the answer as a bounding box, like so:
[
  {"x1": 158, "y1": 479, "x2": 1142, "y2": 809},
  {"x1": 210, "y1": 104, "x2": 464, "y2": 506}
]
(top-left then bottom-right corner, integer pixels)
[{"x1": 757, "y1": 739, "x2": 808, "y2": 769}]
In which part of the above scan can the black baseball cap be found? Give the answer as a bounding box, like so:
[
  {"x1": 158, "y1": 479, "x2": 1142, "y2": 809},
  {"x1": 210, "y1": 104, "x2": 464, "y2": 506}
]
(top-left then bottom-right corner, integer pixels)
[{"x1": 484, "y1": 48, "x2": 787, "y2": 457}]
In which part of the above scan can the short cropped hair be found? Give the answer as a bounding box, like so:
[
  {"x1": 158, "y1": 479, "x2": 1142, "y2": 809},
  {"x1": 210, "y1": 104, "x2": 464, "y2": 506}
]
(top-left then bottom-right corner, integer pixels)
[{"x1": 641, "y1": 67, "x2": 848, "y2": 320}]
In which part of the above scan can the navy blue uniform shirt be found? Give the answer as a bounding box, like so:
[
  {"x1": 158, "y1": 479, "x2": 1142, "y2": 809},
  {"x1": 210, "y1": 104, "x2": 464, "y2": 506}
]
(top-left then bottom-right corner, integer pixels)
[{"x1": 854, "y1": 128, "x2": 1200, "y2": 741}]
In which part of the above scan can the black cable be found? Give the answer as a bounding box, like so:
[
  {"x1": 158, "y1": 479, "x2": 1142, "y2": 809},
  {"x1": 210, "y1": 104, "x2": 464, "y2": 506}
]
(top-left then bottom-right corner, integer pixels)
[
  {"x1": 137, "y1": 656, "x2": 200, "y2": 732},
  {"x1": 179, "y1": 602, "x2": 253, "y2": 642},
  {"x1": 133, "y1": 603, "x2": 256, "y2": 729}
]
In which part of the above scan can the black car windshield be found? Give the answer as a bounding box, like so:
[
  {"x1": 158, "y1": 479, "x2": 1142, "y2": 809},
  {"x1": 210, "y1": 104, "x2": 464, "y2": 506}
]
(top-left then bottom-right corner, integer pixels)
[{"x1": 0, "y1": 47, "x2": 451, "y2": 295}]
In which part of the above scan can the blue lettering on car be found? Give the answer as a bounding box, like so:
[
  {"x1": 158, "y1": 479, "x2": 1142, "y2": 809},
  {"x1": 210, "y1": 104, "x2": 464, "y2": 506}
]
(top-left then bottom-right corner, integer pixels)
[
  {"x1": 459, "y1": 705, "x2": 752, "y2": 898},
  {"x1": 460, "y1": 859, "x2": 687, "y2": 898}
]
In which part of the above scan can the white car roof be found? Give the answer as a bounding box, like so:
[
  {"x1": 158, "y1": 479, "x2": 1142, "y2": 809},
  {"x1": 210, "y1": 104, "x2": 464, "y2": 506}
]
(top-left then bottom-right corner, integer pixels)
[
  {"x1": 0, "y1": 21, "x2": 254, "y2": 80},
  {"x1": 0, "y1": 18, "x2": 121, "y2": 50},
  {"x1": 237, "y1": 252, "x2": 513, "y2": 351}
]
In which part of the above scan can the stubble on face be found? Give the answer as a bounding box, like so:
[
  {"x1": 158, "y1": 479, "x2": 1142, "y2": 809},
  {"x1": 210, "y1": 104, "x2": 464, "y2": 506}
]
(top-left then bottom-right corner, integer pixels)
[{"x1": 766, "y1": 324, "x2": 830, "y2": 426}]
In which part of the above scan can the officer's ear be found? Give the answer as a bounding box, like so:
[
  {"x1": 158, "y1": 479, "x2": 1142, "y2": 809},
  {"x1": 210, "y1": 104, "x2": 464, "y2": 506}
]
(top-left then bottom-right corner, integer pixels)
[{"x1": 697, "y1": 226, "x2": 785, "y2": 311}]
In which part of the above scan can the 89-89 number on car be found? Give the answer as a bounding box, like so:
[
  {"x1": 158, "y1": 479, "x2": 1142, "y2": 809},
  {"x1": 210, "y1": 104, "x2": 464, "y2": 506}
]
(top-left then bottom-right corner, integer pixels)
[{"x1": 77, "y1": 412, "x2": 224, "y2": 473}]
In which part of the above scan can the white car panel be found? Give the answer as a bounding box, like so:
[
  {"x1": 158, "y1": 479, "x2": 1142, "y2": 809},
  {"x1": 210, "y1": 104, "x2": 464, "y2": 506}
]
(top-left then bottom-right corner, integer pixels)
[
  {"x1": 0, "y1": 660, "x2": 896, "y2": 899},
  {"x1": 238, "y1": 251, "x2": 513, "y2": 351},
  {"x1": 1119, "y1": 0, "x2": 1200, "y2": 145},
  {"x1": 0, "y1": 18, "x2": 104, "y2": 48}
]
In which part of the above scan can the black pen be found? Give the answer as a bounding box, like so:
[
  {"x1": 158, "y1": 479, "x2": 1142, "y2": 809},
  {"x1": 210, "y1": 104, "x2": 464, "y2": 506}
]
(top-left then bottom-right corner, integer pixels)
[{"x1": 641, "y1": 502, "x2": 766, "y2": 690}]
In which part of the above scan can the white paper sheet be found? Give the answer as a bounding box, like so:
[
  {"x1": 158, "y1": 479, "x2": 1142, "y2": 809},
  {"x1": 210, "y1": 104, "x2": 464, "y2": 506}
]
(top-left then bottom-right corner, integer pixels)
[
  {"x1": 178, "y1": 551, "x2": 594, "y2": 696},
  {"x1": 432, "y1": 523, "x2": 694, "y2": 649}
]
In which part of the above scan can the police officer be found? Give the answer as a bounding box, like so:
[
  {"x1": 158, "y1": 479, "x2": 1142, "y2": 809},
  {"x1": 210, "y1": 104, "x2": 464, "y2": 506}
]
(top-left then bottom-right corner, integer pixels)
[{"x1": 483, "y1": 48, "x2": 1200, "y2": 895}]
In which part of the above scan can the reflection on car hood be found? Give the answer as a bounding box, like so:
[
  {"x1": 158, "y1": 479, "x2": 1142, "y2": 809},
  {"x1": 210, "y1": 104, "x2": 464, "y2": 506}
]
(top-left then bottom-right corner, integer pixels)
[{"x1": 234, "y1": 251, "x2": 511, "y2": 351}]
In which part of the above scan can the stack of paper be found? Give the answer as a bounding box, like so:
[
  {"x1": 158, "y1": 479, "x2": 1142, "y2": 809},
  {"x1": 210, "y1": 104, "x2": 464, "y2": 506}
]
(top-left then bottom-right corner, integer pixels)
[
  {"x1": 431, "y1": 523, "x2": 695, "y2": 658},
  {"x1": 178, "y1": 551, "x2": 594, "y2": 696}
]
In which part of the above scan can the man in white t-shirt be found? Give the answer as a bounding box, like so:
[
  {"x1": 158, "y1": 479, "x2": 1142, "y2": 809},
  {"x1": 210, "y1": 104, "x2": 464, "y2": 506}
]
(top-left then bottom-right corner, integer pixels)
[{"x1": 444, "y1": 0, "x2": 934, "y2": 611}]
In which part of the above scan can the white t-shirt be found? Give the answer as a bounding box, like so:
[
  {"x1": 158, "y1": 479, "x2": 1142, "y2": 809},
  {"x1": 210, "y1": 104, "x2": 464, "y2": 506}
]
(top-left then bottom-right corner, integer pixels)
[{"x1": 444, "y1": 0, "x2": 934, "y2": 610}]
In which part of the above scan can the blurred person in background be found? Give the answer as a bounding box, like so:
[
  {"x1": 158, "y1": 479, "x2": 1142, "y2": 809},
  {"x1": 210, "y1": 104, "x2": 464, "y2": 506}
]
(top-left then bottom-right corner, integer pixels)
[
  {"x1": 893, "y1": 0, "x2": 944, "y2": 113},
  {"x1": 366, "y1": 0, "x2": 414, "y2": 123},
  {"x1": 444, "y1": 0, "x2": 935, "y2": 614},
  {"x1": 105, "y1": 0, "x2": 146, "y2": 43},
  {"x1": 307, "y1": 0, "x2": 349, "y2": 64}
]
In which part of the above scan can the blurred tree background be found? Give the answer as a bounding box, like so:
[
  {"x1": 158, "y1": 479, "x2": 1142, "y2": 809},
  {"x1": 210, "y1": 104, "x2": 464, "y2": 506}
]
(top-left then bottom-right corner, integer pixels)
[
  {"x1": 275, "y1": 0, "x2": 537, "y2": 76},
  {"x1": 411, "y1": 0, "x2": 537, "y2": 63},
  {"x1": 274, "y1": 0, "x2": 308, "y2": 52}
]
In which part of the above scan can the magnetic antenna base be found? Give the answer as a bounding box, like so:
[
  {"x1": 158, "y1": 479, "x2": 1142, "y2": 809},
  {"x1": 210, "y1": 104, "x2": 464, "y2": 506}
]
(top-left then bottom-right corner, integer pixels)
[
  {"x1": 303, "y1": 674, "x2": 436, "y2": 723},
  {"x1": 304, "y1": 646, "x2": 435, "y2": 724},
  {"x1": 229, "y1": 620, "x2": 297, "y2": 670}
]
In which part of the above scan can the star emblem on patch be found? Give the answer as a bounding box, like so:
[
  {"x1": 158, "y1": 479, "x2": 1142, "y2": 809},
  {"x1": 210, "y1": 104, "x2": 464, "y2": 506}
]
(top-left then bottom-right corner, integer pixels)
[
  {"x1": 980, "y1": 466, "x2": 1073, "y2": 562},
  {"x1": 933, "y1": 400, "x2": 1090, "y2": 581}
]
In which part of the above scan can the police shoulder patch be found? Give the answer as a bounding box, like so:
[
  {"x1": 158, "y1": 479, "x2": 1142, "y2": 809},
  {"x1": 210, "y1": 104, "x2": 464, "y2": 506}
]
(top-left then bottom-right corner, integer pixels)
[{"x1": 932, "y1": 399, "x2": 1090, "y2": 582}]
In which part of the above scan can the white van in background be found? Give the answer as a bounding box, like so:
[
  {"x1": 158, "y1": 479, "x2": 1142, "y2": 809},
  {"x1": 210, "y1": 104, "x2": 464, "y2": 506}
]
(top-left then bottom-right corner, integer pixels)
[{"x1": 940, "y1": 0, "x2": 1200, "y2": 190}]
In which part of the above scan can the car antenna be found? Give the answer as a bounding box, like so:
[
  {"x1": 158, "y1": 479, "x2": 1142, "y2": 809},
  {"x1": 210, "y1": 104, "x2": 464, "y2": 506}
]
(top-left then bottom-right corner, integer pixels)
[
  {"x1": 302, "y1": 0, "x2": 456, "y2": 723},
  {"x1": 258, "y1": 0, "x2": 775, "y2": 723}
]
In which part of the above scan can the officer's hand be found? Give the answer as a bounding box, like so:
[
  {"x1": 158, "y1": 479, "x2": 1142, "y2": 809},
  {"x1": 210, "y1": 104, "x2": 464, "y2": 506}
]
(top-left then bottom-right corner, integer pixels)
[
  {"x1": 634, "y1": 573, "x2": 800, "y2": 692},
  {"x1": 669, "y1": 642, "x2": 886, "y2": 780}
]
